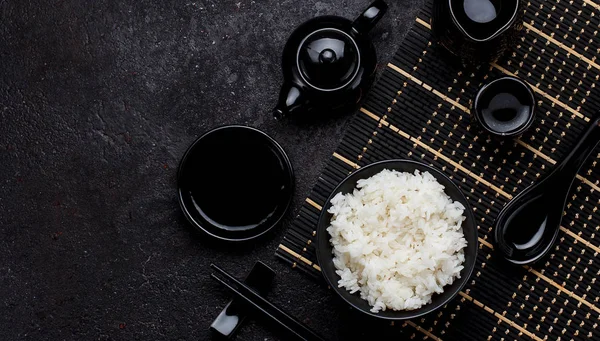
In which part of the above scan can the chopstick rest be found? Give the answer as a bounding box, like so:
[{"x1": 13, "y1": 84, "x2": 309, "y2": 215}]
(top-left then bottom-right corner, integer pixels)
[
  {"x1": 210, "y1": 261, "x2": 275, "y2": 338},
  {"x1": 211, "y1": 264, "x2": 326, "y2": 341}
]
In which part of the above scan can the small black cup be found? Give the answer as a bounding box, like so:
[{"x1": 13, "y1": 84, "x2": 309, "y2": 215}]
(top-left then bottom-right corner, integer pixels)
[
  {"x1": 432, "y1": 0, "x2": 524, "y2": 65},
  {"x1": 473, "y1": 76, "x2": 535, "y2": 137}
]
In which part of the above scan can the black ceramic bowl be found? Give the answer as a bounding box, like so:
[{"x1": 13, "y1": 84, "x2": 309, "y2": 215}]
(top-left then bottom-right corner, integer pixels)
[
  {"x1": 473, "y1": 76, "x2": 536, "y2": 137},
  {"x1": 177, "y1": 125, "x2": 294, "y2": 242},
  {"x1": 316, "y1": 160, "x2": 478, "y2": 320}
]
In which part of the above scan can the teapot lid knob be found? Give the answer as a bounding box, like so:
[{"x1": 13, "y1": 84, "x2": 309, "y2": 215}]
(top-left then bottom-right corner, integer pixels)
[{"x1": 318, "y1": 49, "x2": 337, "y2": 64}]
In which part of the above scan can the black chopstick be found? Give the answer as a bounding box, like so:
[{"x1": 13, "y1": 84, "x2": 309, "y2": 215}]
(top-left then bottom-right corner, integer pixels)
[{"x1": 210, "y1": 264, "x2": 326, "y2": 341}]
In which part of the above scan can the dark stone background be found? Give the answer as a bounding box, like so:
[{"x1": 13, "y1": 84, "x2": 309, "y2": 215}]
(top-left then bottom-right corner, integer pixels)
[{"x1": 0, "y1": 1, "x2": 422, "y2": 340}]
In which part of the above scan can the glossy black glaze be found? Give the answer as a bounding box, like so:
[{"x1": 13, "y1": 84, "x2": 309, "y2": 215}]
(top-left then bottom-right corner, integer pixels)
[
  {"x1": 473, "y1": 76, "x2": 536, "y2": 137},
  {"x1": 432, "y1": 0, "x2": 523, "y2": 65},
  {"x1": 297, "y1": 28, "x2": 359, "y2": 91},
  {"x1": 274, "y1": 1, "x2": 387, "y2": 120},
  {"x1": 494, "y1": 113, "x2": 600, "y2": 265},
  {"x1": 177, "y1": 126, "x2": 294, "y2": 241},
  {"x1": 210, "y1": 262, "x2": 276, "y2": 338},
  {"x1": 315, "y1": 160, "x2": 478, "y2": 320}
]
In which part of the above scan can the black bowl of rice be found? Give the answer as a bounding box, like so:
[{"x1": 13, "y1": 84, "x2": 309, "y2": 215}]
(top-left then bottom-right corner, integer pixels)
[{"x1": 316, "y1": 159, "x2": 478, "y2": 320}]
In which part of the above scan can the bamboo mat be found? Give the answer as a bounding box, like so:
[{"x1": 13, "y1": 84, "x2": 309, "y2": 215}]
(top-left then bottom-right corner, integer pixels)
[{"x1": 276, "y1": 0, "x2": 600, "y2": 339}]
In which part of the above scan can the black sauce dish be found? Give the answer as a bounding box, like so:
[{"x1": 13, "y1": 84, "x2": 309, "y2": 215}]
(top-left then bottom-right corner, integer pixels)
[
  {"x1": 177, "y1": 125, "x2": 294, "y2": 242},
  {"x1": 473, "y1": 76, "x2": 536, "y2": 138},
  {"x1": 315, "y1": 160, "x2": 478, "y2": 320}
]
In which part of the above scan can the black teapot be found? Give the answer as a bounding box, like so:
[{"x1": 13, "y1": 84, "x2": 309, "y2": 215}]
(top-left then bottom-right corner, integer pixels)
[{"x1": 273, "y1": 1, "x2": 388, "y2": 120}]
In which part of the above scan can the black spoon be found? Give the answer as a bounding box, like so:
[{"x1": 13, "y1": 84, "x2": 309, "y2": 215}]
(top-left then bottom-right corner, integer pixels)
[{"x1": 494, "y1": 112, "x2": 600, "y2": 265}]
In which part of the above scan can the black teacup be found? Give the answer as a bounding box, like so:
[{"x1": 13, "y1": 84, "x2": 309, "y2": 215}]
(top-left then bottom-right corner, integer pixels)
[
  {"x1": 473, "y1": 76, "x2": 535, "y2": 137},
  {"x1": 432, "y1": 0, "x2": 523, "y2": 65}
]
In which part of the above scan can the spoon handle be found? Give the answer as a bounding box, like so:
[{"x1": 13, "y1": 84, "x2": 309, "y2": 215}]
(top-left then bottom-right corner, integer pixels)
[{"x1": 549, "y1": 113, "x2": 600, "y2": 189}]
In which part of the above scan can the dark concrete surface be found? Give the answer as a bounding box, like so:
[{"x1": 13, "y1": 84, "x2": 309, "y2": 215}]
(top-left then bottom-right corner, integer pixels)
[{"x1": 0, "y1": 1, "x2": 422, "y2": 340}]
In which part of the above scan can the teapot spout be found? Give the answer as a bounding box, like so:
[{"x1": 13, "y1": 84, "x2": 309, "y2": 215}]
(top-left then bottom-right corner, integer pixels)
[{"x1": 273, "y1": 83, "x2": 306, "y2": 119}]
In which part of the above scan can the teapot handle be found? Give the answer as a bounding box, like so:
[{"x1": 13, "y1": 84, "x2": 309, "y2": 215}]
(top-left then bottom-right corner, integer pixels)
[{"x1": 352, "y1": 0, "x2": 388, "y2": 34}]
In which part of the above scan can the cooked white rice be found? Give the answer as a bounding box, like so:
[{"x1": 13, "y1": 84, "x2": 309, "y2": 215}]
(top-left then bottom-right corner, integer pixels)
[{"x1": 327, "y1": 169, "x2": 467, "y2": 313}]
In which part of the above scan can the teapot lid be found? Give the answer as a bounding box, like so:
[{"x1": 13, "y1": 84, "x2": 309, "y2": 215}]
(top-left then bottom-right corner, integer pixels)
[{"x1": 296, "y1": 28, "x2": 359, "y2": 91}]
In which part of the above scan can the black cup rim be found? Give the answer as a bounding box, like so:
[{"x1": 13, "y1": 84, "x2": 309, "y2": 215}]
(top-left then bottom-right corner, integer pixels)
[
  {"x1": 473, "y1": 76, "x2": 536, "y2": 137},
  {"x1": 315, "y1": 159, "x2": 478, "y2": 320},
  {"x1": 177, "y1": 125, "x2": 294, "y2": 242}
]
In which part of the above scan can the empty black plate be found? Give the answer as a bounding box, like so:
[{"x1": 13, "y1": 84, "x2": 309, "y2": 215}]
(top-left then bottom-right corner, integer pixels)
[
  {"x1": 177, "y1": 125, "x2": 294, "y2": 241},
  {"x1": 316, "y1": 160, "x2": 478, "y2": 320}
]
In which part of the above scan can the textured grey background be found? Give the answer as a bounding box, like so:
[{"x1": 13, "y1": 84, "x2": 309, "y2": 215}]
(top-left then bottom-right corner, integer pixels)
[{"x1": 0, "y1": 1, "x2": 422, "y2": 340}]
